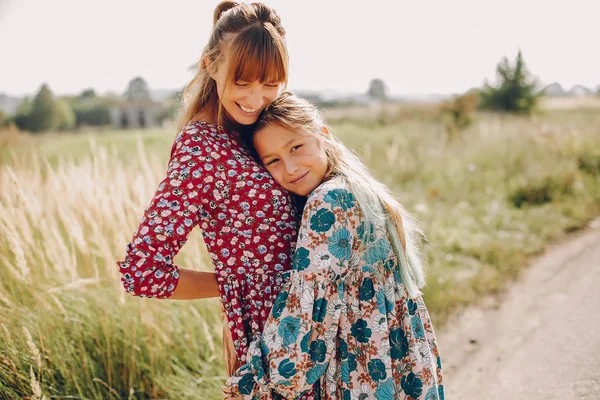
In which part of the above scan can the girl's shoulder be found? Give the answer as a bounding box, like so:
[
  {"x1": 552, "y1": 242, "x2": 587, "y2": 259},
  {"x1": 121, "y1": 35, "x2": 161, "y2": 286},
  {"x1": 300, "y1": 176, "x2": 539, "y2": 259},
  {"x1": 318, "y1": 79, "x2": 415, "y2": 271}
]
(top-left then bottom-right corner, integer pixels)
[{"x1": 305, "y1": 178, "x2": 356, "y2": 210}]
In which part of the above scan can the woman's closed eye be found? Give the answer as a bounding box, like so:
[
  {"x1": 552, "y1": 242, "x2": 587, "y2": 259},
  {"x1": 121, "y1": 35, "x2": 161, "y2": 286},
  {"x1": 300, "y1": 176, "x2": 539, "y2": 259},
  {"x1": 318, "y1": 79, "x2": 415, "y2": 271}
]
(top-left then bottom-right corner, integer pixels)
[{"x1": 265, "y1": 158, "x2": 279, "y2": 166}]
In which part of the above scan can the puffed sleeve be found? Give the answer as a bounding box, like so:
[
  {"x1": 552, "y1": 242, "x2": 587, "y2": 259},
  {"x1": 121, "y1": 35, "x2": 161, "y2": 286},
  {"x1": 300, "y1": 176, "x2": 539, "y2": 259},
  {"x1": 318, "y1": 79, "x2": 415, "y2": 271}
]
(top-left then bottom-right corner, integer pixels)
[
  {"x1": 116, "y1": 127, "x2": 219, "y2": 298},
  {"x1": 226, "y1": 182, "x2": 361, "y2": 399}
]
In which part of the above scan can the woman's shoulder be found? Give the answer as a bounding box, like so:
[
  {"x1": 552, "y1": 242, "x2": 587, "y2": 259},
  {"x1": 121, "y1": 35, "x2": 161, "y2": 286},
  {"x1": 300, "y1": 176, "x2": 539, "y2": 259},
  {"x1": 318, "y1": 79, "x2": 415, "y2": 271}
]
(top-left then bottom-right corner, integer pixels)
[{"x1": 177, "y1": 120, "x2": 224, "y2": 141}]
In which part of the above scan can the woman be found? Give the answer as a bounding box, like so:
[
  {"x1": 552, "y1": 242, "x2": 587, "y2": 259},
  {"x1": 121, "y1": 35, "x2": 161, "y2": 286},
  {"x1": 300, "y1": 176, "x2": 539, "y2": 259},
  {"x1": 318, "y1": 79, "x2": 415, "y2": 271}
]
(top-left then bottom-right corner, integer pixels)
[
  {"x1": 226, "y1": 93, "x2": 444, "y2": 399},
  {"x1": 116, "y1": 2, "x2": 314, "y2": 398}
]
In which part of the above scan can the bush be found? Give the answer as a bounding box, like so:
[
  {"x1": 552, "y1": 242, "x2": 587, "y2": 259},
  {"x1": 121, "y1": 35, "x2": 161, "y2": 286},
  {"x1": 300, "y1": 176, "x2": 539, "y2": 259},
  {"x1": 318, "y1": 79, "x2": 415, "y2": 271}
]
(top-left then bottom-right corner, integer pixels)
[
  {"x1": 578, "y1": 151, "x2": 600, "y2": 175},
  {"x1": 480, "y1": 50, "x2": 542, "y2": 115},
  {"x1": 509, "y1": 173, "x2": 575, "y2": 208},
  {"x1": 439, "y1": 92, "x2": 479, "y2": 141}
]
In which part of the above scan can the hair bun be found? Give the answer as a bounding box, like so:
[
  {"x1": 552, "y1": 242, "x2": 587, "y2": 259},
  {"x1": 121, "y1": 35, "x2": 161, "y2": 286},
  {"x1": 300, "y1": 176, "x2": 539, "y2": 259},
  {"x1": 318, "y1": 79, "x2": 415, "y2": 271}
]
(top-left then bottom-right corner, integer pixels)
[{"x1": 213, "y1": 0, "x2": 241, "y2": 25}]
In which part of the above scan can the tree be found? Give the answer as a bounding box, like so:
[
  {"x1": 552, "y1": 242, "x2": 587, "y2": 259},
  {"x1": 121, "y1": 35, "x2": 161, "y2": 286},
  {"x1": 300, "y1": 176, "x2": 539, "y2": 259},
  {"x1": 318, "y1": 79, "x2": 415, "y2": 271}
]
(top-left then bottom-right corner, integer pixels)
[
  {"x1": 79, "y1": 88, "x2": 97, "y2": 99},
  {"x1": 29, "y1": 84, "x2": 60, "y2": 132},
  {"x1": 13, "y1": 97, "x2": 33, "y2": 131},
  {"x1": 367, "y1": 78, "x2": 388, "y2": 101},
  {"x1": 479, "y1": 50, "x2": 542, "y2": 115},
  {"x1": 55, "y1": 98, "x2": 76, "y2": 130}
]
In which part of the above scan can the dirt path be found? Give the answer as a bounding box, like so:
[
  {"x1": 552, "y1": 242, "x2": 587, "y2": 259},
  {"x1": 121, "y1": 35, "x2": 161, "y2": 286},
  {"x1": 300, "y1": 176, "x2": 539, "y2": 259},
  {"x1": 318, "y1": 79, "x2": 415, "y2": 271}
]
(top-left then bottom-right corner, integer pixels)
[{"x1": 437, "y1": 218, "x2": 600, "y2": 399}]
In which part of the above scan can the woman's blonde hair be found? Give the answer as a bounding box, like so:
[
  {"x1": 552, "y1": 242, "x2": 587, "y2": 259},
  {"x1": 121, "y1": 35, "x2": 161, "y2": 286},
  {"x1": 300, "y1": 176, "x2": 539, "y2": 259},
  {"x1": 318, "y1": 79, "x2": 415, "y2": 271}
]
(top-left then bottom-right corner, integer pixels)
[
  {"x1": 177, "y1": 1, "x2": 288, "y2": 131},
  {"x1": 255, "y1": 92, "x2": 426, "y2": 298}
]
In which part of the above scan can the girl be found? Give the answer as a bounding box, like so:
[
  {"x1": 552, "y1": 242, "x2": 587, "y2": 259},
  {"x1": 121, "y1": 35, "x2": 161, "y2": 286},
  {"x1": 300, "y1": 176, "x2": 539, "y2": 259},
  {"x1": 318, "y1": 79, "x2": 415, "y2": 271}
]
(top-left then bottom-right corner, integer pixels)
[
  {"x1": 116, "y1": 3, "x2": 314, "y2": 398},
  {"x1": 226, "y1": 93, "x2": 445, "y2": 399}
]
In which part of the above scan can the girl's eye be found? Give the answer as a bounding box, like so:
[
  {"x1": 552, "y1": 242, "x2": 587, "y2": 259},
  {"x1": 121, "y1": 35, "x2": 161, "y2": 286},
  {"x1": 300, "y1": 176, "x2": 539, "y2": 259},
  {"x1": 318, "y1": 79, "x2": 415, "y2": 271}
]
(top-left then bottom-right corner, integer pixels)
[
  {"x1": 265, "y1": 158, "x2": 279, "y2": 166},
  {"x1": 234, "y1": 82, "x2": 250, "y2": 87},
  {"x1": 291, "y1": 145, "x2": 302, "y2": 152},
  {"x1": 264, "y1": 83, "x2": 279, "y2": 88}
]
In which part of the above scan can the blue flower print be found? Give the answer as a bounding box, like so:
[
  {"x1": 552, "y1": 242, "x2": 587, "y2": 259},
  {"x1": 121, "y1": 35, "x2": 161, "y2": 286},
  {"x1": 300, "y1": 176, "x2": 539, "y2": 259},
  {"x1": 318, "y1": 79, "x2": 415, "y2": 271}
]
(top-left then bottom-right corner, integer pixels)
[
  {"x1": 367, "y1": 359, "x2": 387, "y2": 381},
  {"x1": 401, "y1": 372, "x2": 423, "y2": 399},
  {"x1": 292, "y1": 247, "x2": 310, "y2": 271},
  {"x1": 278, "y1": 316, "x2": 301, "y2": 346},
  {"x1": 309, "y1": 339, "x2": 327, "y2": 362},
  {"x1": 411, "y1": 315, "x2": 425, "y2": 340},
  {"x1": 238, "y1": 372, "x2": 256, "y2": 395},
  {"x1": 363, "y1": 238, "x2": 391, "y2": 265},
  {"x1": 425, "y1": 386, "x2": 440, "y2": 400},
  {"x1": 359, "y1": 278, "x2": 375, "y2": 301},
  {"x1": 312, "y1": 297, "x2": 328, "y2": 323},
  {"x1": 323, "y1": 188, "x2": 356, "y2": 211},
  {"x1": 277, "y1": 359, "x2": 297, "y2": 379},
  {"x1": 329, "y1": 228, "x2": 352, "y2": 260},
  {"x1": 306, "y1": 363, "x2": 328, "y2": 385},
  {"x1": 407, "y1": 299, "x2": 417, "y2": 315},
  {"x1": 374, "y1": 379, "x2": 395, "y2": 400},
  {"x1": 351, "y1": 319, "x2": 372, "y2": 343},
  {"x1": 390, "y1": 327, "x2": 409, "y2": 360},
  {"x1": 272, "y1": 291, "x2": 289, "y2": 319},
  {"x1": 310, "y1": 208, "x2": 336, "y2": 232}
]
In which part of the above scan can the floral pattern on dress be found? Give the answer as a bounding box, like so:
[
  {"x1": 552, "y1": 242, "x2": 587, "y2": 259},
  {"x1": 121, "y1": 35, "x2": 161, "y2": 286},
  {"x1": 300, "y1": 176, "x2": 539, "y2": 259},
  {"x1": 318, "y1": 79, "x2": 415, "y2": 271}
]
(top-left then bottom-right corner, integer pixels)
[
  {"x1": 117, "y1": 121, "x2": 299, "y2": 367},
  {"x1": 226, "y1": 179, "x2": 444, "y2": 400}
]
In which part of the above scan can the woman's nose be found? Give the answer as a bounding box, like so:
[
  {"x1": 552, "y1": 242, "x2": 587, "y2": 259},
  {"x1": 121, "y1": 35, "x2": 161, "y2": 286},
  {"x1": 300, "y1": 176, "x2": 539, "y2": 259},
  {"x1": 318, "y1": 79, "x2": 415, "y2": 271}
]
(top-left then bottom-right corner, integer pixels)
[{"x1": 246, "y1": 88, "x2": 264, "y2": 110}]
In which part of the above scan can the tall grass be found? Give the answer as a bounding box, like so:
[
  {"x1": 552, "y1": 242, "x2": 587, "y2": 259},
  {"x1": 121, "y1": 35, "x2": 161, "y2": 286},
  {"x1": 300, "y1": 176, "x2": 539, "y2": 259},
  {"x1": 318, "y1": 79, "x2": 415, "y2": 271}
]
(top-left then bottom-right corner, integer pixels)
[{"x1": 1, "y1": 110, "x2": 600, "y2": 398}]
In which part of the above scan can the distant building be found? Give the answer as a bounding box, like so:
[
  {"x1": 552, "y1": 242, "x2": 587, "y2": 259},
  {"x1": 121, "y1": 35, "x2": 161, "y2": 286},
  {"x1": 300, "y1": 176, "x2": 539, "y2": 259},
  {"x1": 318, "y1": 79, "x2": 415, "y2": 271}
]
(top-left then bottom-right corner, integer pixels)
[
  {"x1": 568, "y1": 85, "x2": 593, "y2": 97},
  {"x1": 110, "y1": 77, "x2": 161, "y2": 129}
]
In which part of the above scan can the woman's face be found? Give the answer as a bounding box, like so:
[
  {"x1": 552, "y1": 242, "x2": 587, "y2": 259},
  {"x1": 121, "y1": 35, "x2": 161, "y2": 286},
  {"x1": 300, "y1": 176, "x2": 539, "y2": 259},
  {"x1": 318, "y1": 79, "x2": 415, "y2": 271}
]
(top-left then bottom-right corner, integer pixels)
[
  {"x1": 211, "y1": 56, "x2": 283, "y2": 125},
  {"x1": 253, "y1": 123, "x2": 328, "y2": 197}
]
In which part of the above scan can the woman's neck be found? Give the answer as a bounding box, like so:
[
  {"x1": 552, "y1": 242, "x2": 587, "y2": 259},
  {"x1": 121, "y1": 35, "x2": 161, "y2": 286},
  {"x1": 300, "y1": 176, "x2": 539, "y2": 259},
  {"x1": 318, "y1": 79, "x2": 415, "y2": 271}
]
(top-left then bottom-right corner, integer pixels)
[{"x1": 190, "y1": 110, "x2": 217, "y2": 125}]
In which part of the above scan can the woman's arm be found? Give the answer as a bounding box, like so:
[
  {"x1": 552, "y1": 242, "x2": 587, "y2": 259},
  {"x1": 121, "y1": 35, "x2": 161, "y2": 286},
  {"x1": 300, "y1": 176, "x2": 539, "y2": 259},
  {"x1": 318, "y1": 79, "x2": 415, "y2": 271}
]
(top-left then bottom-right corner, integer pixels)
[
  {"x1": 226, "y1": 183, "x2": 361, "y2": 398},
  {"x1": 117, "y1": 128, "x2": 220, "y2": 300},
  {"x1": 169, "y1": 268, "x2": 219, "y2": 300}
]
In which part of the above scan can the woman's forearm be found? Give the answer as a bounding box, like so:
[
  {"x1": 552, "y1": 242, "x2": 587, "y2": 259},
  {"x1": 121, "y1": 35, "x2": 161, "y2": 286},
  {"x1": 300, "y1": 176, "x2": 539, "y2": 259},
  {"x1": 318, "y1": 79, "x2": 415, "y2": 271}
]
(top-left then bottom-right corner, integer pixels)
[{"x1": 169, "y1": 268, "x2": 220, "y2": 300}]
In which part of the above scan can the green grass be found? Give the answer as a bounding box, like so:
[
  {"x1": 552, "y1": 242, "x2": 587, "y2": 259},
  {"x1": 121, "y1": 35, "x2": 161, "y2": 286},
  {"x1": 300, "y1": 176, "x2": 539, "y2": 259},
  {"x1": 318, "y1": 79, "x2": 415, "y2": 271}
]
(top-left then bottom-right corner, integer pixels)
[{"x1": 1, "y1": 109, "x2": 600, "y2": 398}]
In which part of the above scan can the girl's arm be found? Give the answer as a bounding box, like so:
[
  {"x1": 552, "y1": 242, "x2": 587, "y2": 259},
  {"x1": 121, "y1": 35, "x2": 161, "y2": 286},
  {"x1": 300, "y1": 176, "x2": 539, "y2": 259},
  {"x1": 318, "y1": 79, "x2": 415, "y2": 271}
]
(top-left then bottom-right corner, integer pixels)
[
  {"x1": 116, "y1": 129, "x2": 220, "y2": 300},
  {"x1": 226, "y1": 183, "x2": 361, "y2": 398}
]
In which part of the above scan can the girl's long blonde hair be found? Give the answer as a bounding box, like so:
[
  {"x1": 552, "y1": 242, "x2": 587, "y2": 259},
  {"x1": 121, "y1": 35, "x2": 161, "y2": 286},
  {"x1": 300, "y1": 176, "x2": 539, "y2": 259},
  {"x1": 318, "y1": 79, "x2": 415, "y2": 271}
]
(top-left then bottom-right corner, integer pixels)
[
  {"x1": 255, "y1": 92, "x2": 426, "y2": 298},
  {"x1": 177, "y1": 1, "x2": 288, "y2": 131}
]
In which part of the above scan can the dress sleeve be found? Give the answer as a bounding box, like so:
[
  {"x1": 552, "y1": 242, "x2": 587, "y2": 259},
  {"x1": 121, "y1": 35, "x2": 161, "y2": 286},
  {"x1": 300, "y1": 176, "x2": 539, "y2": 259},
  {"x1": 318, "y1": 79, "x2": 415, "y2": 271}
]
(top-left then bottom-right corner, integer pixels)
[
  {"x1": 226, "y1": 183, "x2": 361, "y2": 399},
  {"x1": 116, "y1": 128, "x2": 218, "y2": 298}
]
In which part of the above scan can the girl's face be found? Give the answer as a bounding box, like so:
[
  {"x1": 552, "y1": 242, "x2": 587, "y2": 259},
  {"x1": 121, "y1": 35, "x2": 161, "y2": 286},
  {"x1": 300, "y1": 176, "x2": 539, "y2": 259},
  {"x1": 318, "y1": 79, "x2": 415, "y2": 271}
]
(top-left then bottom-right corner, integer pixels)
[
  {"x1": 253, "y1": 123, "x2": 328, "y2": 197},
  {"x1": 211, "y1": 56, "x2": 283, "y2": 125}
]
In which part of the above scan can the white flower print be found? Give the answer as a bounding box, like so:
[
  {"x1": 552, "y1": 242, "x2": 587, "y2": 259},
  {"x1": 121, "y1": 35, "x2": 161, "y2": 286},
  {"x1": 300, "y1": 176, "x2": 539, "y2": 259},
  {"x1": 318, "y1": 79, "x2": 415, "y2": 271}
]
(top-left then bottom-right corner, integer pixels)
[
  {"x1": 326, "y1": 362, "x2": 341, "y2": 393},
  {"x1": 350, "y1": 298, "x2": 361, "y2": 315},
  {"x1": 324, "y1": 326, "x2": 337, "y2": 351},
  {"x1": 371, "y1": 312, "x2": 388, "y2": 334},
  {"x1": 384, "y1": 275, "x2": 397, "y2": 303},
  {"x1": 348, "y1": 252, "x2": 361, "y2": 271},
  {"x1": 327, "y1": 298, "x2": 346, "y2": 320},
  {"x1": 378, "y1": 341, "x2": 391, "y2": 365},
  {"x1": 351, "y1": 384, "x2": 374, "y2": 400},
  {"x1": 262, "y1": 322, "x2": 282, "y2": 351},
  {"x1": 300, "y1": 284, "x2": 314, "y2": 313},
  {"x1": 299, "y1": 230, "x2": 309, "y2": 243},
  {"x1": 314, "y1": 250, "x2": 332, "y2": 270},
  {"x1": 415, "y1": 340, "x2": 432, "y2": 366}
]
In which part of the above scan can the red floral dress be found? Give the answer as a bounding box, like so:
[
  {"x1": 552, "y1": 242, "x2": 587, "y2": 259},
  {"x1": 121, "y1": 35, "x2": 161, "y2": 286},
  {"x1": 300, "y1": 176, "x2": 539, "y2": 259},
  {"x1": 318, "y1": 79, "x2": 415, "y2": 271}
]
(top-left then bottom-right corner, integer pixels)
[{"x1": 117, "y1": 121, "x2": 300, "y2": 367}]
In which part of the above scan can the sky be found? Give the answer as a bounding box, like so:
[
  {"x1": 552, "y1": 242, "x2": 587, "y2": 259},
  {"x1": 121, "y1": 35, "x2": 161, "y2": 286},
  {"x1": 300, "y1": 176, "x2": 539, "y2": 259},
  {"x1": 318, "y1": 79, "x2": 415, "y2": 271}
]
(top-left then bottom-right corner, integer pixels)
[{"x1": 0, "y1": 0, "x2": 598, "y2": 97}]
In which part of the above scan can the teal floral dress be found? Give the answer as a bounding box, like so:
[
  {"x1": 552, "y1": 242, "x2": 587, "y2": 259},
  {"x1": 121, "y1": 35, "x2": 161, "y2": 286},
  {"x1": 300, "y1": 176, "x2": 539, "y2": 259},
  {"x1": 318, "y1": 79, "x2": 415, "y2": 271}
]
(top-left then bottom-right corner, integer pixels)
[{"x1": 226, "y1": 179, "x2": 444, "y2": 399}]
